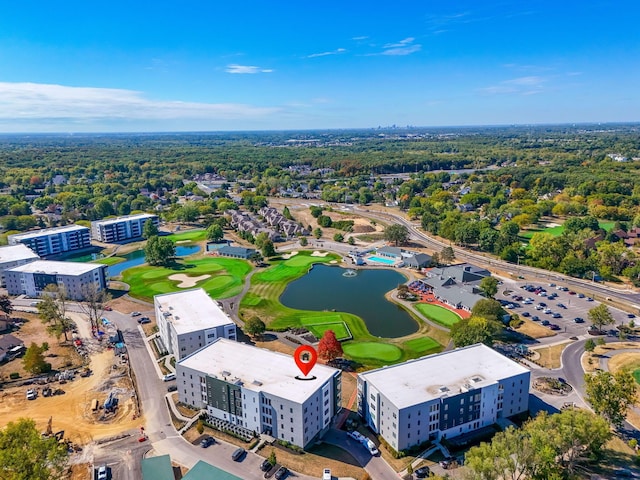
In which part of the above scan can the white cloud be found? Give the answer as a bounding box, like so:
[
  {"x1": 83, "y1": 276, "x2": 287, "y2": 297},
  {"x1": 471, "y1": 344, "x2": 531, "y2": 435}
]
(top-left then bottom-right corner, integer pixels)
[
  {"x1": 0, "y1": 82, "x2": 279, "y2": 122},
  {"x1": 352, "y1": 36, "x2": 368, "y2": 41},
  {"x1": 381, "y1": 37, "x2": 421, "y2": 56},
  {"x1": 479, "y1": 76, "x2": 547, "y2": 96},
  {"x1": 307, "y1": 48, "x2": 346, "y2": 58},
  {"x1": 225, "y1": 64, "x2": 273, "y2": 74}
]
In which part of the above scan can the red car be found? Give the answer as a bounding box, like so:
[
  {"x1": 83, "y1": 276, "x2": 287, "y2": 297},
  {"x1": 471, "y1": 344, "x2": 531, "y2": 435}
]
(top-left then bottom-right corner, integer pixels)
[{"x1": 104, "y1": 306, "x2": 113, "y2": 311}]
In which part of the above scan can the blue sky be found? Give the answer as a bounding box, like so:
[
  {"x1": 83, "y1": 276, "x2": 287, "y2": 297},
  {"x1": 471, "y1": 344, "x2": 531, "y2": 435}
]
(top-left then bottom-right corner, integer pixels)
[{"x1": 0, "y1": 1, "x2": 638, "y2": 132}]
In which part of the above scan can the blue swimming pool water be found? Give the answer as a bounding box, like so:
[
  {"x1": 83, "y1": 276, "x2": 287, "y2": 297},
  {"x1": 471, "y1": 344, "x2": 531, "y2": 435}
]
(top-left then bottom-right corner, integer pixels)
[{"x1": 367, "y1": 255, "x2": 396, "y2": 265}]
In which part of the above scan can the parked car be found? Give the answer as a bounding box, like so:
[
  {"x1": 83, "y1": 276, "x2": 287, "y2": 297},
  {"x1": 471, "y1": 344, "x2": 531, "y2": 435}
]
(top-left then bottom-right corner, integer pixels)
[
  {"x1": 541, "y1": 320, "x2": 550, "y2": 326},
  {"x1": 532, "y1": 315, "x2": 540, "y2": 321},
  {"x1": 522, "y1": 311, "x2": 530, "y2": 317},
  {"x1": 200, "y1": 436, "x2": 214, "y2": 448},
  {"x1": 29, "y1": 301, "x2": 39, "y2": 306},
  {"x1": 232, "y1": 447, "x2": 246, "y2": 461},
  {"x1": 260, "y1": 459, "x2": 272, "y2": 472},
  {"x1": 103, "y1": 306, "x2": 113, "y2": 311},
  {"x1": 138, "y1": 317, "x2": 151, "y2": 324},
  {"x1": 274, "y1": 466, "x2": 289, "y2": 479},
  {"x1": 628, "y1": 314, "x2": 636, "y2": 319},
  {"x1": 557, "y1": 303, "x2": 567, "y2": 309},
  {"x1": 163, "y1": 373, "x2": 176, "y2": 382},
  {"x1": 131, "y1": 311, "x2": 141, "y2": 317},
  {"x1": 573, "y1": 317, "x2": 585, "y2": 323},
  {"x1": 26, "y1": 389, "x2": 37, "y2": 400},
  {"x1": 577, "y1": 293, "x2": 585, "y2": 298},
  {"x1": 552, "y1": 313, "x2": 562, "y2": 319},
  {"x1": 587, "y1": 297, "x2": 594, "y2": 302},
  {"x1": 414, "y1": 466, "x2": 431, "y2": 478},
  {"x1": 167, "y1": 385, "x2": 177, "y2": 392},
  {"x1": 544, "y1": 308, "x2": 552, "y2": 314},
  {"x1": 322, "y1": 468, "x2": 332, "y2": 480},
  {"x1": 549, "y1": 324, "x2": 561, "y2": 330},
  {"x1": 97, "y1": 465, "x2": 108, "y2": 480},
  {"x1": 365, "y1": 439, "x2": 379, "y2": 456}
]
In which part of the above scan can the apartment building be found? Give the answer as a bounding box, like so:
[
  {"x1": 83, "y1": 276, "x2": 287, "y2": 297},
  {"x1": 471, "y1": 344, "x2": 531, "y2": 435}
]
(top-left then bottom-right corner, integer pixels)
[
  {"x1": 91, "y1": 213, "x2": 159, "y2": 243},
  {"x1": 358, "y1": 343, "x2": 530, "y2": 451},
  {"x1": 8, "y1": 225, "x2": 91, "y2": 257},
  {"x1": 177, "y1": 339, "x2": 341, "y2": 448},
  {"x1": 154, "y1": 288, "x2": 237, "y2": 360},
  {"x1": 0, "y1": 244, "x2": 40, "y2": 287},
  {"x1": 4, "y1": 260, "x2": 108, "y2": 300}
]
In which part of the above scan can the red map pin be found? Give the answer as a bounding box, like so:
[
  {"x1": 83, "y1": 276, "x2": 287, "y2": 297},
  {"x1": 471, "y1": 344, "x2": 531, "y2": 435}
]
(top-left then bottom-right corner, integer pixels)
[{"x1": 294, "y1": 345, "x2": 318, "y2": 377}]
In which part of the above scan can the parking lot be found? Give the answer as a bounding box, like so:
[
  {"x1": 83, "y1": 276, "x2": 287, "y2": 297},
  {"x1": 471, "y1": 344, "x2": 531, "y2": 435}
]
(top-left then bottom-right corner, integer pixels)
[{"x1": 500, "y1": 281, "x2": 635, "y2": 338}]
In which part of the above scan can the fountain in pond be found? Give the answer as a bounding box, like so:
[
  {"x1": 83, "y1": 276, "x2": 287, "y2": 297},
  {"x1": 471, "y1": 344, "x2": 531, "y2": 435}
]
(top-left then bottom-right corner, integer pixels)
[{"x1": 343, "y1": 269, "x2": 357, "y2": 277}]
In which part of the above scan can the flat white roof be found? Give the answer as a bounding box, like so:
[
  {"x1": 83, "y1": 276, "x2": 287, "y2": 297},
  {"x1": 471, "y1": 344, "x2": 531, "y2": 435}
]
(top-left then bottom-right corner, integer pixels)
[
  {"x1": 179, "y1": 339, "x2": 339, "y2": 403},
  {"x1": 10, "y1": 224, "x2": 89, "y2": 240},
  {"x1": 360, "y1": 343, "x2": 529, "y2": 409},
  {"x1": 7, "y1": 260, "x2": 105, "y2": 276},
  {"x1": 93, "y1": 213, "x2": 156, "y2": 226},
  {"x1": 155, "y1": 288, "x2": 234, "y2": 334},
  {"x1": 0, "y1": 244, "x2": 40, "y2": 263}
]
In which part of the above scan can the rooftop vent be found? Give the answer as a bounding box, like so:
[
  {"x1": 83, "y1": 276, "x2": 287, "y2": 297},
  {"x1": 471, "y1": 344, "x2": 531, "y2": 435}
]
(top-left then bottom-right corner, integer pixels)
[
  {"x1": 222, "y1": 370, "x2": 231, "y2": 377},
  {"x1": 252, "y1": 380, "x2": 263, "y2": 386},
  {"x1": 471, "y1": 376, "x2": 483, "y2": 383},
  {"x1": 438, "y1": 386, "x2": 449, "y2": 393}
]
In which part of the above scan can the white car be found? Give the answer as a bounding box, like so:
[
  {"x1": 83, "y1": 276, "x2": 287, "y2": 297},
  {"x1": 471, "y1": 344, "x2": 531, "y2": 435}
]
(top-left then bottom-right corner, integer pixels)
[
  {"x1": 323, "y1": 468, "x2": 332, "y2": 480},
  {"x1": 26, "y1": 389, "x2": 37, "y2": 400},
  {"x1": 97, "y1": 465, "x2": 108, "y2": 480},
  {"x1": 163, "y1": 373, "x2": 176, "y2": 382},
  {"x1": 348, "y1": 431, "x2": 364, "y2": 442},
  {"x1": 364, "y1": 439, "x2": 379, "y2": 456}
]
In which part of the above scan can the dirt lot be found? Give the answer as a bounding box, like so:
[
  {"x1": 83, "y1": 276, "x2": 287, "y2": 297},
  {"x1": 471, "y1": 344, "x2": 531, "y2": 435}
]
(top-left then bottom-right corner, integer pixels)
[{"x1": 0, "y1": 346, "x2": 142, "y2": 445}]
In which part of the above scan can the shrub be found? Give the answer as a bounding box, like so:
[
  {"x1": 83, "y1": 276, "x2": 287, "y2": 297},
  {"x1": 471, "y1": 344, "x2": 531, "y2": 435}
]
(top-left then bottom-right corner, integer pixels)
[{"x1": 9, "y1": 372, "x2": 19, "y2": 379}]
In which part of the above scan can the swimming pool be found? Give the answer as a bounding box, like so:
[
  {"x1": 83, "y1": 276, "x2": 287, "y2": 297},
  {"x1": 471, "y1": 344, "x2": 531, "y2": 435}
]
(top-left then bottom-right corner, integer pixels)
[{"x1": 367, "y1": 255, "x2": 397, "y2": 265}]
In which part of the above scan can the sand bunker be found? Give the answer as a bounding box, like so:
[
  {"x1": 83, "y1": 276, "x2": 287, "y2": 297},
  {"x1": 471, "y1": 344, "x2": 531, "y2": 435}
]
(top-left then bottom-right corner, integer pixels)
[
  {"x1": 330, "y1": 260, "x2": 338, "y2": 264},
  {"x1": 311, "y1": 251, "x2": 329, "y2": 257},
  {"x1": 281, "y1": 251, "x2": 299, "y2": 259},
  {"x1": 168, "y1": 273, "x2": 211, "y2": 288}
]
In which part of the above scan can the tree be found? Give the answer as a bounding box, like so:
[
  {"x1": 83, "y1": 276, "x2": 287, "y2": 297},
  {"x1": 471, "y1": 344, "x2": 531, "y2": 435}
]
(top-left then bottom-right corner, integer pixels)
[
  {"x1": 440, "y1": 246, "x2": 455, "y2": 264},
  {"x1": 196, "y1": 420, "x2": 204, "y2": 434},
  {"x1": 317, "y1": 215, "x2": 333, "y2": 228},
  {"x1": 261, "y1": 239, "x2": 276, "y2": 258},
  {"x1": 318, "y1": 330, "x2": 343, "y2": 361},
  {"x1": 77, "y1": 283, "x2": 112, "y2": 332},
  {"x1": 347, "y1": 236, "x2": 355, "y2": 246},
  {"x1": 299, "y1": 236, "x2": 308, "y2": 247},
  {"x1": 142, "y1": 218, "x2": 159, "y2": 239},
  {"x1": 585, "y1": 370, "x2": 637, "y2": 428},
  {"x1": 0, "y1": 294, "x2": 13, "y2": 316},
  {"x1": 0, "y1": 418, "x2": 68, "y2": 479},
  {"x1": 144, "y1": 235, "x2": 176, "y2": 266},
  {"x1": 450, "y1": 316, "x2": 501, "y2": 347},
  {"x1": 206, "y1": 223, "x2": 224, "y2": 242},
  {"x1": 471, "y1": 299, "x2": 506, "y2": 323},
  {"x1": 268, "y1": 451, "x2": 277, "y2": 467},
  {"x1": 384, "y1": 224, "x2": 409, "y2": 246},
  {"x1": 254, "y1": 231, "x2": 270, "y2": 249},
  {"x1": 406, "y1": 463, "x2": 413, "y2": 476},
  {"x1": 333, "y1": 233, "x2": 344, "y2": 242},
  {"x1": 309, "y1": 206, "x2": 323, "y2": 218},
  {"x1": 313, "y1": 228, "x2": 323, "y2": 239},
  {"x1": 22, "y1": 343, "x2": 50, "y2": 374},
  {"x1": 37, "y1": 285, "x2": 72, "y2": 342},
  {"x1": 588, "y1": 303, "x2": 615, "y2": 331},
  {"x1": 478, "y1": 277, "x2": 499, "y2": 298},
  {"x1": 282, "y1": 206, "x2": 293, "y2": 220},
  {"x1": 244, "y1": 316, "x2": 266, "y2": 337},
  {"x1": 584, "y1": 338, "x2": 596, "y2": 353}
]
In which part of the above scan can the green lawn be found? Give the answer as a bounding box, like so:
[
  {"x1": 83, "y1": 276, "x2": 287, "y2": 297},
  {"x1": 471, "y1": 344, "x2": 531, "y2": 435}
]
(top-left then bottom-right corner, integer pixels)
[
  {"x1": 122, "y1": 257, "x2": 252, "y2": 301},
  {"x1": 415, "y1": 304, "x2": 462, "y2": 327},
  {"x1": 520, "y1": 220, "x2": 617, "y2": 240},
  {"x1": 95, "y1": 256, "x2": 125, "y2": 266},
  {"x1": 301, "y1": 315, "x2": 352, "y2": 341},
  {"x1": 404, "y1": 337, "x2": 441, "y2": 355},
  {"x1": 633, "y1": 369, "x2": 640, "y2": 385},
  {"x1": 165, "y1": 229, "x2": 207, "y2": 242},
  {"x1": 342, "y1": 342, "x2": 402, "y2": 363}
]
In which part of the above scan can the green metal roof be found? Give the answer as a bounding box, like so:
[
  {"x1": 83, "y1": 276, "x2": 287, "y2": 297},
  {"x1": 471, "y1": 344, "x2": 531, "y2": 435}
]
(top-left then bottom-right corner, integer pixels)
[
  {"x1": 141, "y1": 455, "x2": 174, "y2": 480},
  {"x1": 183, "y1": 460, "x2": 243, "y2": 480}
]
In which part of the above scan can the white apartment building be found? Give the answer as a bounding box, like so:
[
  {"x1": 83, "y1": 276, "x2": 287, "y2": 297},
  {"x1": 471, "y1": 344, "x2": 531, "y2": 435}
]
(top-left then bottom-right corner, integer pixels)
[
  {"x1": 358, "y1": 344, "x2": 530, "y2": 452},
  {"x1": 91, "y1": 213, "x2": 159, "y2": 243},
  {"x1": 177, "y1": 339, "x2": 342, "y2": 448},
  {"x1": 154, "y1": 288, "x2": 237, "y2": 359},
  {"x1": 0, "y1": 244, "x2": 40, "y2": 287},
  {"x1": 8, "y1": 225, "x2": 91, "y2": 257},
  {"x1": 4, "y1": 260, "x2": 108, "y2": 300}
]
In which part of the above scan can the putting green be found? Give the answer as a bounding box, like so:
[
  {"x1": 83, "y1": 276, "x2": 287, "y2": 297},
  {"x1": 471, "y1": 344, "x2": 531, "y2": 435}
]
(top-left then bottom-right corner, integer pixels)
[
  {"x1": 404, "y1": 337, "x2": 440, "y2": 354},
  {"x1": 415, "y1": 304, "x2": 461, "y2": 327},
  {"x1": 302, "y1": 316, "x2": 352, "y2": 341},
  {"x1": 342, "y1": 342, "x2": 402, "y2": 362},
  {"x1": 165, "y1": 230, "x2": 207, "y2": 242}
]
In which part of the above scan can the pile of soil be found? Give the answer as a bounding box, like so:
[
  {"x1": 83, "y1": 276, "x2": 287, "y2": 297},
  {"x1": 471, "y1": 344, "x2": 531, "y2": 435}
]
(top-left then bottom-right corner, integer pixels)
[{"x1": 532, "y1": 377, "x2": 572, "y2": 395}]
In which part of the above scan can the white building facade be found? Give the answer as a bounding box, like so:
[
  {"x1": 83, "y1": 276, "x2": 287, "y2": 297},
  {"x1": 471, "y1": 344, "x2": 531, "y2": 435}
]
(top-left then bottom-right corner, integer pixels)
[
  {"x1": 8, "y1": 225, "x2": 91, "y2": 257},
  {"x1": 358, "y1": 344, "x2": 530, "y2": 452},
  {"x1": 0, "y1": 244, "x2": 40, "y2": 287},
  {"x1": 91, "y1": 213, "x2": 159, "y2": 243},
  {"x1": 154, "y1": 288, "x2": 236, "y2": 359},
  {"x1": 4, "y1": 260, "x2": 108, "y2": 300},
  {"x1": 177, "y1": 339, "x2": 341, "y2": 448}
]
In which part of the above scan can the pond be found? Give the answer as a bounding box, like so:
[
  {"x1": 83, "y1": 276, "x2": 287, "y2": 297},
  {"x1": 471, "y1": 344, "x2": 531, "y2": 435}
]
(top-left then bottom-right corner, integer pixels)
[
  {"x1": 280, "y1": 264, "x2": 418, "y2": 338},
  {"x1": 106, "y1": 245, "x2": 201, "y2": 277}
]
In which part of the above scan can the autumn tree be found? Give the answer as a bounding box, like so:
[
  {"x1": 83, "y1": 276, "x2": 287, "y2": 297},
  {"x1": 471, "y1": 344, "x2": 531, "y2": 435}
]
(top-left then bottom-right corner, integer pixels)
[
  {"x1": 77, "y1": 283, "x2": 112, "y2": 332},
  {"x1": 587, "y1": 303, "x2": 615, "y2": 332},
  {"x1": 384, "y1": 224, "x2": 409, "y2": 246},
  {"x1": 585, "y1": 370, "x2": 637, "y2": 428},
  {"x1": 0, "y1": 418, "x2": 68, "y2": 479},
  {"x1": 318, "y1": 330, "x2": 343, "y2": 361},
  {"x1": 244, "y1": 316, "x2": 266, "y2": 338}
]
